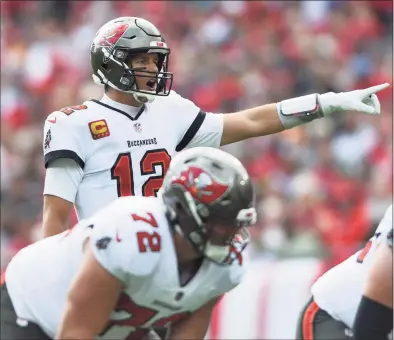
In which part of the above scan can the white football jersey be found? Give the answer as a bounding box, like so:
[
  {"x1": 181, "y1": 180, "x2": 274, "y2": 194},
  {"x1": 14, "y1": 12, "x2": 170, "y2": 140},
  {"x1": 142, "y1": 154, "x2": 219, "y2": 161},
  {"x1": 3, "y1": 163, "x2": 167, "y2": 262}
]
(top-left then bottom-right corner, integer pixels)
[
  {"x1": 5, "y1": 196, "x2": 244, "y2": 339},
  {"x1": 42, "y1": 91, "x2": 223, "y2": 220},
  {"x1": 311, "y1": 204, "x2": 393, "y2": 328}
]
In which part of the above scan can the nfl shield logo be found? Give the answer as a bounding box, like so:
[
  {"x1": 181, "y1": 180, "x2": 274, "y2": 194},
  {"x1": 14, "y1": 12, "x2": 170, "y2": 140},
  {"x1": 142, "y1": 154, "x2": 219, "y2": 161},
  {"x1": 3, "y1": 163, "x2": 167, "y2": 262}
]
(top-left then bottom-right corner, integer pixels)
[{"x1": 134, "y1": 123, "x2": 142, "y2": 132}]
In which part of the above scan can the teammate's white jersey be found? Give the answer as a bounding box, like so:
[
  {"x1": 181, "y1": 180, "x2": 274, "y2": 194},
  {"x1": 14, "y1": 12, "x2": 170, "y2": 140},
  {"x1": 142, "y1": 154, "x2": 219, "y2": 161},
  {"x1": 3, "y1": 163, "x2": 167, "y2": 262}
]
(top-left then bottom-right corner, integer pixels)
[
  {"x1": 42, "y1": 91, "x2": 223, "y2": 220},
  {"x1": 5, "y1": 196, "x2": 243, "y2": 340},
  {"x1": 312, "y1": 204, "x2": 393, "y2": 328}
]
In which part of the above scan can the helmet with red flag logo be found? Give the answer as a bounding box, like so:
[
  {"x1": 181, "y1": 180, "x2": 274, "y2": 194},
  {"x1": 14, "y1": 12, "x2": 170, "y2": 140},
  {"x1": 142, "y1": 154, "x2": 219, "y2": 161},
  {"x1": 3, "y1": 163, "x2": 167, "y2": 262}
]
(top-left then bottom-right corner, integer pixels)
[
  {"x1": 90, "y1": 17, "x2": 173, "y2": 104},
  {"x1": 161, "y1": 147, "x2": 256, "y2": 265}
]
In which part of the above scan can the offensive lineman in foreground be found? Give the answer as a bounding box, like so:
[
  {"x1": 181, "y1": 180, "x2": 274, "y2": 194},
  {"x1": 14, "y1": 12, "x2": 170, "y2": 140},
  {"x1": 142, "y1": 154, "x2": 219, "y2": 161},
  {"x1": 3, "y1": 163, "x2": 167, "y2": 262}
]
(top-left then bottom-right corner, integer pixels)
[
  {"x1": 1, "y1": 147, "x2": 256, "y2": 340},
  {"x1": 296, "y1": 204, "x2": 393, "y2": 339},
  {"x1": 352, "y1": 227, "x2": 393, "y2": 340}
]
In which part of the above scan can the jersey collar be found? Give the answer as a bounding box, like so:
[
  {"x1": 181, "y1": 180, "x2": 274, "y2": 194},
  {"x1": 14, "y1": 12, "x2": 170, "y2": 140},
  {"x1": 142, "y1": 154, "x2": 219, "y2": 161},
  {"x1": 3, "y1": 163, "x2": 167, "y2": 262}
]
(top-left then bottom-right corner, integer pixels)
[{"x1": 93, "y1": 94, "x2": 145, "y2": 121}]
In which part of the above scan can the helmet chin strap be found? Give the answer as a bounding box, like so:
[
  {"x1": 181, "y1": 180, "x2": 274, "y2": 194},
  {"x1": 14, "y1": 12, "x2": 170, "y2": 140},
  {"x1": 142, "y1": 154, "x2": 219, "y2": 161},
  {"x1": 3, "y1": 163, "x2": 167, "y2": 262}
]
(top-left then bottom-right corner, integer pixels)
[
  {"x1": 204, "y1": 242, "x2": 230, "y2": 264},
  {"x1": 132, "y1": 91, "x2": 156, "y2": 104}
]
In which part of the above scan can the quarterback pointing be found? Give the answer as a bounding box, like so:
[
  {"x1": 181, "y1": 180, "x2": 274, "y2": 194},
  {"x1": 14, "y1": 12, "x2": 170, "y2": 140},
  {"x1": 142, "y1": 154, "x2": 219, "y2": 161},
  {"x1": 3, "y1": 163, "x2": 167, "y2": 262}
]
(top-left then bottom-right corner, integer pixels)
[
  {"x1": 1, "y1": 148, "x2": 256, "y2": 340},
  {"x1": 42, "y1": 16, "x2": 390, "y2": 237}
]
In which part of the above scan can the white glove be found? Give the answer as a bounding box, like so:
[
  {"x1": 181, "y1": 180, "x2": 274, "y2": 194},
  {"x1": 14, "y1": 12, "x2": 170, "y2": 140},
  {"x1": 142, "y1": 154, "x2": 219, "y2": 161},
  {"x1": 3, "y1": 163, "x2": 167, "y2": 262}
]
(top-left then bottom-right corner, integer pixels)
[{"x1": 318, "y1": 83, "x2": 390, "y2": 116}]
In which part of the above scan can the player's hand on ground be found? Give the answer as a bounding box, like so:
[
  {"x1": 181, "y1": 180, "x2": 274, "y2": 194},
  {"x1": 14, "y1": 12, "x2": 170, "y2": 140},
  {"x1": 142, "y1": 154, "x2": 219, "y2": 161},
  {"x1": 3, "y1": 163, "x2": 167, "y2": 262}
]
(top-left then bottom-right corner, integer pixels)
[{"x1": 318, "y1": 83, "x2": 390, "y2": 116}]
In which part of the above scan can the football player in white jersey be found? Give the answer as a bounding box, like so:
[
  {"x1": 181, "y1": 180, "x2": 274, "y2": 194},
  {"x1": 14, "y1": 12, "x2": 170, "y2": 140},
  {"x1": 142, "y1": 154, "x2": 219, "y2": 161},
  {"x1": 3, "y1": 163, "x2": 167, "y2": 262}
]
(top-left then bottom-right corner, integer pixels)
[
  {"x1": 352, "y1": 227, "x2": 393, "y2": 340},
  {"x1": 42, "y1": 16, "x2": 390, "y2": 238},
  {"x1": 296, "y1": 205, "x2": 393, "y2": 340},
  {"x1": 1, "y1": 147, "x2": 257, "y2": 340}
]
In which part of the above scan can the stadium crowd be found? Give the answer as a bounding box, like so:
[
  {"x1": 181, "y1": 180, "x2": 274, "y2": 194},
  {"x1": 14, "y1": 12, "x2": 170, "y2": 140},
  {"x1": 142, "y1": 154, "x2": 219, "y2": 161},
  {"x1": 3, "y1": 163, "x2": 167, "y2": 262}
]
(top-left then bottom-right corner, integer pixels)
[{"x1": 1, "y1": 0, "x2": 392, "y2": 268}]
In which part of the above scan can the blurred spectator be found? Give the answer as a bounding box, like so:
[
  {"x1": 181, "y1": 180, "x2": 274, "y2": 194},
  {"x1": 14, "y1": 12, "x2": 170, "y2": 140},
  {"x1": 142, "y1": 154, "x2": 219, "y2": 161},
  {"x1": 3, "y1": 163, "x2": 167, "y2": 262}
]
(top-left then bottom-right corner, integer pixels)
[{"x1": 1, "y1": 0, "x2": 392, "y2": 268}]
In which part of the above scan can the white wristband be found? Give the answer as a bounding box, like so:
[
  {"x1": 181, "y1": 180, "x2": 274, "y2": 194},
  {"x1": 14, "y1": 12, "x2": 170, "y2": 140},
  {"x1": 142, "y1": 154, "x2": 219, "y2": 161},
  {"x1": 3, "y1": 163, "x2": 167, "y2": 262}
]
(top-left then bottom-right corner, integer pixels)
[{"x1": 277, "y1": 93, "x2": 323, "y2": 129}]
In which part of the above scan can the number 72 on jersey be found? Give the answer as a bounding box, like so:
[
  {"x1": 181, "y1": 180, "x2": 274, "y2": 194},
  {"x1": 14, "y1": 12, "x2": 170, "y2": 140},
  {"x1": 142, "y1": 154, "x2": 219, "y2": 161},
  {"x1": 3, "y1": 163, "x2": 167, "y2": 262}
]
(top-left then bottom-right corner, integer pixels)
[{"x1": 111, "y1": 149, "x2": 172, "y2": 197}]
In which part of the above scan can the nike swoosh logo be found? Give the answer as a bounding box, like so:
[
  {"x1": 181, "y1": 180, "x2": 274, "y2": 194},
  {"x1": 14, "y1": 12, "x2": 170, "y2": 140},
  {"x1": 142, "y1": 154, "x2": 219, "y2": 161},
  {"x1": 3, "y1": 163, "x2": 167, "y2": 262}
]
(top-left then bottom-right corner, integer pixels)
[{"x1": 47, "y1": 117, "x2": 57, "y2": 124}]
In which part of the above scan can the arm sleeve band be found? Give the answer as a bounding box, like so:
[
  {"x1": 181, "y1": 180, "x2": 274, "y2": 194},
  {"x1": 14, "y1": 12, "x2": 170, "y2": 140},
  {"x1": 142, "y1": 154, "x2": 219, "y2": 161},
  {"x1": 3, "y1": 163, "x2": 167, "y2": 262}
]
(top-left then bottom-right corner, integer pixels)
[
  {"x1": 352, "y1": 295, "x2": 393, "y2": 340},
  {"x1": 277, "y1": 93, "x2": 324, "y2": 129},
  {"x1": 43, "y1": 158, "x2": 84, "y2": 203}
]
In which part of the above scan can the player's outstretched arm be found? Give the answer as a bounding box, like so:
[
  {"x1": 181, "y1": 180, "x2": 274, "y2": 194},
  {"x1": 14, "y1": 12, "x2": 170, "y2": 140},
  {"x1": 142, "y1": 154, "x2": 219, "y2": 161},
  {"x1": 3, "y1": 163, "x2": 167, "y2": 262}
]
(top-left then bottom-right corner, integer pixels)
[
  {"x1": 352, "y1": 234, "x2": 393, "y2": 340},
  {"x1": 168, "y1": 296, "x2": 221, "y2": 340},
  {"x1": 56, "y1": 243, "x2": 123, "y2": 340},
  {"x1": 221, "y1": 83, "x2": 390, "y2": 145}
]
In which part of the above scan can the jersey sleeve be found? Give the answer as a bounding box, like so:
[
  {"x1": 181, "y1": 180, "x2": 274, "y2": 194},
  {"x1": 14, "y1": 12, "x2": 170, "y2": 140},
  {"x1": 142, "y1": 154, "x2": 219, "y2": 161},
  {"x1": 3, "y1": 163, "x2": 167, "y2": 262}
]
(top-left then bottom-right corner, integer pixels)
[
  {"x1": 172, "y1": 92, "x2": 224, "y2": 152},
  {"x1": 90, "y1": 212, "x2": 161, "y2": 283},
  {"x1": 43, "y1": 158, "x2": 84, "y2": 203},
  {"x1": 43, "y1": 111, "x2": 87, "y2": 169}
]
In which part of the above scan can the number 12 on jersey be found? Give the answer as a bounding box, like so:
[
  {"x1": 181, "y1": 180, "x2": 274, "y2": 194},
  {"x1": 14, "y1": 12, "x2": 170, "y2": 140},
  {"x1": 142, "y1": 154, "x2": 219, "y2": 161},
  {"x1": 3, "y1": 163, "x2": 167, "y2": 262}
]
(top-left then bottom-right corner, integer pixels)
[{"x1": 111, "y1": 149, "x2": 171, "y2": 197}]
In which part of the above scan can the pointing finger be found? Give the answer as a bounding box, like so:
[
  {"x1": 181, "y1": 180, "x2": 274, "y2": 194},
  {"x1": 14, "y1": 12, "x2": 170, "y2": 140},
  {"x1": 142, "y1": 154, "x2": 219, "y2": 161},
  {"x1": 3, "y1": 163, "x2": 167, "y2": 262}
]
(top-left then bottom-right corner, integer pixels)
[{"x1": 362, "y1": 83, "x2": 390, "y2": 97}]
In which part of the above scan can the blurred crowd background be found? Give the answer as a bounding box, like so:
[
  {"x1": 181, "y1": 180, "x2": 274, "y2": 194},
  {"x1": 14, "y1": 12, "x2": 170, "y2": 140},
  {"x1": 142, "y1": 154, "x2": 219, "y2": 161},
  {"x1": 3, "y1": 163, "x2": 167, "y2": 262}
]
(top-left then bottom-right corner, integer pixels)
[{"x1": 1, "y1": 1, "x2": 393, "y2": 269}]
